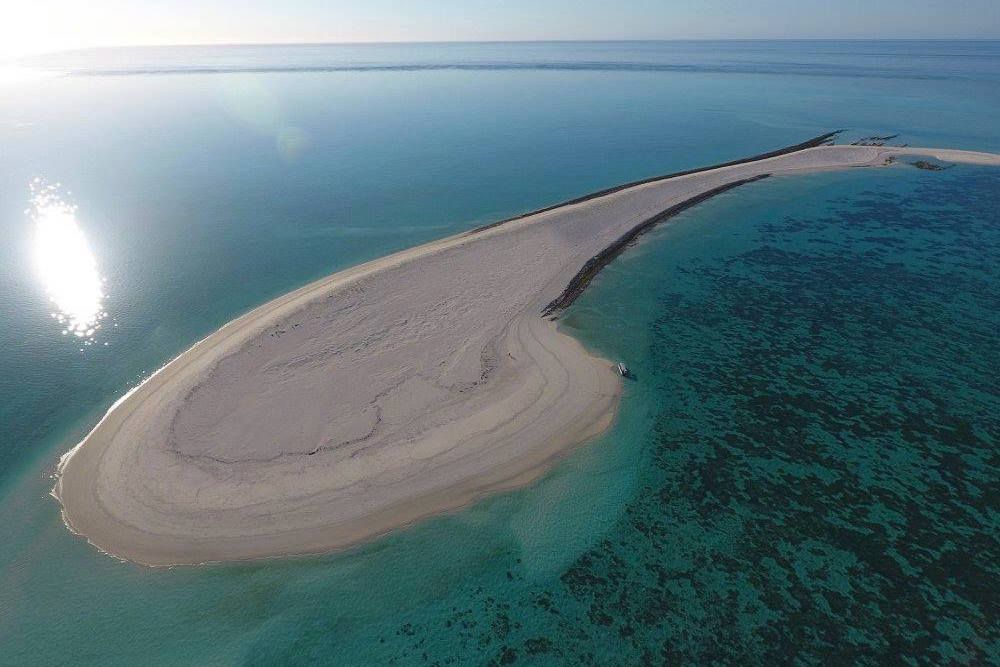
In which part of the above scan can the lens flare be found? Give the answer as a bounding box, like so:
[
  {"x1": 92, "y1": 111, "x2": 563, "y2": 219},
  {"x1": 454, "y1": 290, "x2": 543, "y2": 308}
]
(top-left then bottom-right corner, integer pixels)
[{"x1": 29, "y1": 180, "x2": 107, "y2": 341}]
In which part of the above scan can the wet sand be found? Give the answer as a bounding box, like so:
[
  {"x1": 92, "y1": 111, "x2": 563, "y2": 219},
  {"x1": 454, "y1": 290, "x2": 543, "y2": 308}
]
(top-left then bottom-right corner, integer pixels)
[{"x1": 53, "y1": 140, "x2": 1000, "y2": 565}]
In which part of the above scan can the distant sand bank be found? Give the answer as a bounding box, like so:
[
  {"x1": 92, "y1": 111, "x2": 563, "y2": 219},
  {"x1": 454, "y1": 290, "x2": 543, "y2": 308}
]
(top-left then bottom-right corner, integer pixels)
[{"x1": 53, "y1": 138, "x2": 1000, "y2": 565}]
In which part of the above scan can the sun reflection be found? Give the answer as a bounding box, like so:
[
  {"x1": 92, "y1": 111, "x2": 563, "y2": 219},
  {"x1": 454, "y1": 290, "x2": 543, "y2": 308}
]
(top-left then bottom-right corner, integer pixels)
[{"x1": 29, "y1": 180, "x2": 107, "y2": 342}]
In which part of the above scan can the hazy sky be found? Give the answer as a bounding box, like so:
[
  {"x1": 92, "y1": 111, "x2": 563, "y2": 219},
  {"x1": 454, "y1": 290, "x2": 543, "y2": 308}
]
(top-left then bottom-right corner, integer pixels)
[{"x1": 4, "y1": 0, "x2": 999, "y2": 59}]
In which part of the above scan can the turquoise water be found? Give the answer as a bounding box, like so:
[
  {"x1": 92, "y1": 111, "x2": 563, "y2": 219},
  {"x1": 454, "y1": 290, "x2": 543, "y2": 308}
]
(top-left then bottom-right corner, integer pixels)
[{"x1": 1, "y1": 42, "x2": 998, "y2": 664}]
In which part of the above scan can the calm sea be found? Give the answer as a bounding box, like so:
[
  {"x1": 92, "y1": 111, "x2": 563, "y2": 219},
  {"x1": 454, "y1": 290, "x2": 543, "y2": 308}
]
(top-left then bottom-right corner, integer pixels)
[{"x1": 0, "y1": 41, "x2": 997, "y2": 664}]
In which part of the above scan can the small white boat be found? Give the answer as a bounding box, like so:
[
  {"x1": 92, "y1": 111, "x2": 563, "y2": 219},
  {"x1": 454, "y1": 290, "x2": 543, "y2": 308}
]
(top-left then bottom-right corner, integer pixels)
[{"x1": 617, "y1": 362, "x2": 629, "y2": 377}]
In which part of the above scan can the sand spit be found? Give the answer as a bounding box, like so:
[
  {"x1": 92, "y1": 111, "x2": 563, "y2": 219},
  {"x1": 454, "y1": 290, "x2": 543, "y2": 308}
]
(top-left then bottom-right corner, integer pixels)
[{"x1": 53, "y1": 139, "x2": 1000, "y2": 565}]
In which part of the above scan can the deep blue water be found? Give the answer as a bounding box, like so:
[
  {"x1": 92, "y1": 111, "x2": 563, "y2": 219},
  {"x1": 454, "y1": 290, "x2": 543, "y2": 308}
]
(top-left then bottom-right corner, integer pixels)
[{"x1": 0, "y1": 41, "x2": 997, "y2": 665}]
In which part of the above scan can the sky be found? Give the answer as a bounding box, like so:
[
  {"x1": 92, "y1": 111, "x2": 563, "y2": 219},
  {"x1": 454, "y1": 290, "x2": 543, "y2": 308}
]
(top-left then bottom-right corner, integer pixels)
[{"x1": 3, "y1": 0, "x2": 999, "y2": 60}]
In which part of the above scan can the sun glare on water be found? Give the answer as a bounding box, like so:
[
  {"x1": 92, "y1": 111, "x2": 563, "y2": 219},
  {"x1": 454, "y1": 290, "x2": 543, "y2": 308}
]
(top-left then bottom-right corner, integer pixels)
[
  {"x1": 29, "y1": 180, "x2": 108, "y2": 343},
  {"x1": 0, "y1": 65, "x2": 52, "y2": 87}
]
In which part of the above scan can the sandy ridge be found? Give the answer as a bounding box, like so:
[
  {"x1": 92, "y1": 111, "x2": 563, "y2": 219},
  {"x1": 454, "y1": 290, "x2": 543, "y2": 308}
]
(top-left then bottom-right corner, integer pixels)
[{"x1": 52, "y1": 140, "x2": 1000, "y2": 565}]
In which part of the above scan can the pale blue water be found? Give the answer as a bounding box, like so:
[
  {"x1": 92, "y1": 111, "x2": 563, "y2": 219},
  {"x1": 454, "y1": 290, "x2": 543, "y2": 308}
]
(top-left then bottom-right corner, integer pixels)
[{"x1": 0, "y1": 42, "x2": 998, "y2": 664}]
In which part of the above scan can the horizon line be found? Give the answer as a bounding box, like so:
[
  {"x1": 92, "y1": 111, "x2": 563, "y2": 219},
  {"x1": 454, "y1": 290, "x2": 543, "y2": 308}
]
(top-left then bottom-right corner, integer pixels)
[{"x1": 20, "y1": 37, "x2": 1000, "y2": 58}]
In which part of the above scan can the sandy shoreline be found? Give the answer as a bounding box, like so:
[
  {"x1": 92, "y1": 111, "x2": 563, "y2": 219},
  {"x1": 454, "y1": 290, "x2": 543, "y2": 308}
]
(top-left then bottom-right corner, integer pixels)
[{"x1": 53, "y1": 139, "x2": 1000, "y2": 566}]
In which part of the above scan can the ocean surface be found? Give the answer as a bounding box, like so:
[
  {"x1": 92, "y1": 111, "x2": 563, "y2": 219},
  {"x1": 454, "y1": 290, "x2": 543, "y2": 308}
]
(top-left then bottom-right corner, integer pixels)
[{"x1": 0, "y1": 41, "x2": 998, "y2": 665}]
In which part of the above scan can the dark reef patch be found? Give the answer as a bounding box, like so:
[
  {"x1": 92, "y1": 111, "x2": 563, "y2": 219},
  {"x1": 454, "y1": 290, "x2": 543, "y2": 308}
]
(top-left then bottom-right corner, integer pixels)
[{"x1": 911, "y1": 160, "x2": 952, "y2": 171}]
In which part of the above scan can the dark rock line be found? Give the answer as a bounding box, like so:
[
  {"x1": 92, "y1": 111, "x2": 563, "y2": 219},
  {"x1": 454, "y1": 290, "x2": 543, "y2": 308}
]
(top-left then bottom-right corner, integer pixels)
[
  {"x1": 468, "y1": 130, "x2": 842, "y2": 236},
  {"x1": 541, "y1": 174, "x2": 771, "y2": 316}
]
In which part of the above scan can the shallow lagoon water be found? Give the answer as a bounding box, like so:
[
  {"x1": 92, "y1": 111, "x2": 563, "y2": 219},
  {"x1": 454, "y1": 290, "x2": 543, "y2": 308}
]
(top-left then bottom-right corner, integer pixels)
[{"x1": 0, "y1": 42, "x2": 998, "y2": 664}]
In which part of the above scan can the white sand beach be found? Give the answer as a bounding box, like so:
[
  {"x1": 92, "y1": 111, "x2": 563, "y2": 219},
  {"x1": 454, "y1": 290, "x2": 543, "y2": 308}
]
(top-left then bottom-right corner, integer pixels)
[{"x1": 53, "y1": 142, "x2": 1000, "y2": 566}]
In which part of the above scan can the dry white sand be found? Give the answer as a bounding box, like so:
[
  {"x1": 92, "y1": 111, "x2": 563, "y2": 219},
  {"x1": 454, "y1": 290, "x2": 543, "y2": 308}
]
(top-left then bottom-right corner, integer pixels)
[{"x1": 53, "y1": 144, "x2": 1000, "y2": 565}]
